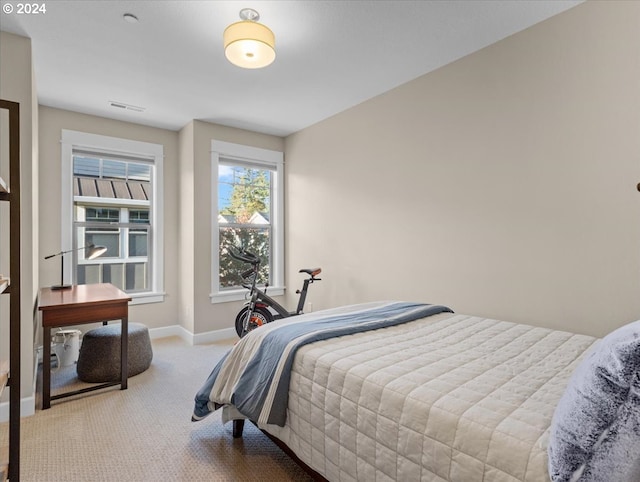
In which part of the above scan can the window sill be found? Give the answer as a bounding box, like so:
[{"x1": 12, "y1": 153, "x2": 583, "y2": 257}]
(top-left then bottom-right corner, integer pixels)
[
  {"x1": 129, "y1": 292, "x2": 165, "y2": 305},
  {"x1": 210, "y1": 286, "x2": 285, "y2": 304}
]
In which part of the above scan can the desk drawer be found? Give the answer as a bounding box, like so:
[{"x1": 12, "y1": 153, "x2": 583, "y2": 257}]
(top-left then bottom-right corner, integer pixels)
[{"x1": 41, "y1": 302, "x2": 128, "y2": 326}]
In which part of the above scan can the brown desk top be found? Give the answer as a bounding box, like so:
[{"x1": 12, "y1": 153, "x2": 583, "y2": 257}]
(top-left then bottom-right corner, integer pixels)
[{"x1": 39, "y1": 283, "x2": 131, "y2": 310}]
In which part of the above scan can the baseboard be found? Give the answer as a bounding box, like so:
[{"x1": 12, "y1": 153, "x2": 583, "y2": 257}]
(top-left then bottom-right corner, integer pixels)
[
  {"x1": 192, "y1": 327, "x2": 236, "y2": 345},
  {"x1": 0, "y1": 350, "x2": 39, "y2": 422},
  {"x1": 0, "y1": 394, "x2": 36, "y2": 422},
  {"x1": 148, "y1": 324, "x2": 236, "y2": 345},
  {"x1": 147, "y1": 324, "x2": 191, "y2": 341}
]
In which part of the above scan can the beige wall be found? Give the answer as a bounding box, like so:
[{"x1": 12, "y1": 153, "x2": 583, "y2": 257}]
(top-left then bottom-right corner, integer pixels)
[
  {"x1": 38, "y1": 106, "x2": 180, "y2": 330},
  {"x1": 284, "y1": 0, "x2": 640, "y2": 337},
  {"x1": 0, "y1": 31, "x2": 37, "y2": 399}
]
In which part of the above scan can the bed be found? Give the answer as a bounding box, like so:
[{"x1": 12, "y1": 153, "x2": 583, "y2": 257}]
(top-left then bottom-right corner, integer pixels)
[{"x1": 192, "y1": 301, "x2": 640, "y2": 481}]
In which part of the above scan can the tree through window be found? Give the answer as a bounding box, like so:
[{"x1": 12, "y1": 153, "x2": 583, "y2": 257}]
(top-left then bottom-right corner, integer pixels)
[{"x1": 218, "y1": 163, "x2": 273, "y2": 289}]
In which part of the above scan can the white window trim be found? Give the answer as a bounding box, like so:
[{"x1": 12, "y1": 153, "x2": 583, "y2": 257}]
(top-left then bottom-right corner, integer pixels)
[
  {"x1": 61, "y1": 129, "x2": 165, "y2": 304},
  {"x1": 210, "y1": 140, "x2": 284, "y2": 303}
]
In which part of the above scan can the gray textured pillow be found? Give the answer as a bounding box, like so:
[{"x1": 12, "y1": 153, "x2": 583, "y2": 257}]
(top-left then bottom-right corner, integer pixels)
[{"x1": 548, "y1": 320, "x2": 640, "y2": 481}]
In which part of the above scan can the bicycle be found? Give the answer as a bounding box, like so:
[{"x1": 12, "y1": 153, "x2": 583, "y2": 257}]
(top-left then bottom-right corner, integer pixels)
[{"x1": 228, "y1": 246, "x2": 321, "y2": 337}]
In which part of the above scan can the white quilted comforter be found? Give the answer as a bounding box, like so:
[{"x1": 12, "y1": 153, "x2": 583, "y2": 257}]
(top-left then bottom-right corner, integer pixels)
[{"x1": 261, "y1": 311, "x2": 597, "y2": 482}]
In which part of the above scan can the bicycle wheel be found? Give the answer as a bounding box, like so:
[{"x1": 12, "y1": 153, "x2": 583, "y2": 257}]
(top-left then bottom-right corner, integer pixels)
[{"x1": 235, "y1": 306, "x2": 273, "y2": 338}]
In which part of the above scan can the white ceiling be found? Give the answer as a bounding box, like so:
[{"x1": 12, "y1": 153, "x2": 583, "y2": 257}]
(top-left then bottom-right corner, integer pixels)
[{"x1": 0, "y1": 0, "x2": 582, "y2": 137}]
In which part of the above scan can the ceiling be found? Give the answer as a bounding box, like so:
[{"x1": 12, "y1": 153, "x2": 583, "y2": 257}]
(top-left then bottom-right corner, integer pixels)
[{"x1": 0, "y1": 0, "x2": 583, "y2": 137}]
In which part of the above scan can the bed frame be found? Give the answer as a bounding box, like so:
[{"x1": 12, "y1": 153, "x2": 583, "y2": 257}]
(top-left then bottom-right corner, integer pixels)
[{"x1": 233, "y1": 419, "x2": 327, "y2": 481}]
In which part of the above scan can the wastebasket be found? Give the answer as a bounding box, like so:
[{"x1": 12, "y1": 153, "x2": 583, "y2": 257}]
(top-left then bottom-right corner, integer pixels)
[{"x1": 51, "y1": 329, "x2": 82, "y2": 368}]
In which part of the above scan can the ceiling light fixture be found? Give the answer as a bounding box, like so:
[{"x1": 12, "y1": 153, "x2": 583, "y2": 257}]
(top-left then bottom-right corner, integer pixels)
[{"x1": 223, "y1": 8, "x2": 275, "y2": 69}]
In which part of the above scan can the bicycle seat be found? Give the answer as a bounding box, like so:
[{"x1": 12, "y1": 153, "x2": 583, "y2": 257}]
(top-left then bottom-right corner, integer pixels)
[{"x1": 299, "y1": 268, "x2": 321, "y2": 277}]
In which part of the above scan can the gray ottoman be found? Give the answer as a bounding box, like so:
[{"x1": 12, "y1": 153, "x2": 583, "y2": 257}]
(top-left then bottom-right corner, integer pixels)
[{"x1": 77, "y1": 322, "x2": 153, "y2": 383}]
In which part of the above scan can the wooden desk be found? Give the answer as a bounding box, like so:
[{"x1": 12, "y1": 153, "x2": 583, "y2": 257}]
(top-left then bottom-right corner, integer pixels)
[{"x1": 38, "y1": 283, "x2": 131, "y2": 409}]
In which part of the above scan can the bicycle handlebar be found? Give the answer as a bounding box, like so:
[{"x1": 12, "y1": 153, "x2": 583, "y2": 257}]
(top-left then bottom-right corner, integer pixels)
[{"x1": 228, "y1": 246, "x2": 260, "y2": 265}]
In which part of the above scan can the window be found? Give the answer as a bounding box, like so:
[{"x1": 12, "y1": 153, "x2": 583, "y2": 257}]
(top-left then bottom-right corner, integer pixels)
[
  {"x1": 211, "y1": 140, "x2": 283, "y2": 303},
  {"x1": 61, "y1": 130, "x2": 164, "y2": 304}
]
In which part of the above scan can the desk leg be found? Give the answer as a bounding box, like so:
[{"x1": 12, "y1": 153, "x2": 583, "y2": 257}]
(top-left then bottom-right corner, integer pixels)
[
  {"x1": 121, "y1": 316, "x2": 128, "y2": 390},
  {"x1": 43, "y1": 326, "x2": 51, "y2": 409}
]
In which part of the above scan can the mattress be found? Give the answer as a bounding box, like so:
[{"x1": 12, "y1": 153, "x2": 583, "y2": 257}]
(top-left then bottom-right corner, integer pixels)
[{"x1": 258, "y1": 311, "x2": 597, "y2": 481}]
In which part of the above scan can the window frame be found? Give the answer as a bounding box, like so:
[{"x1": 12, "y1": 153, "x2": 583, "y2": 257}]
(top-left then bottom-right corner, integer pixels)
[
  {"x1": 61, "y1": 129, "x2": 164, "y2": 304},
  {"x1": 210, "y1": 140, "x2": 284, "y2": 303}
]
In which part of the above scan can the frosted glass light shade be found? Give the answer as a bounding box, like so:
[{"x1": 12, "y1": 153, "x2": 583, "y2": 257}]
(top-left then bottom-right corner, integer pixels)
[{"x1": 224, "y1": 20, "x2": 276, "y2": 69}]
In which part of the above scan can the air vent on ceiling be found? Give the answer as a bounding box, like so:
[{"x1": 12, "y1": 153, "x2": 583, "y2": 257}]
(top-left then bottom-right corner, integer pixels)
[{"x1": 109, "y1": 101, "x2": 145, "y2": 112}]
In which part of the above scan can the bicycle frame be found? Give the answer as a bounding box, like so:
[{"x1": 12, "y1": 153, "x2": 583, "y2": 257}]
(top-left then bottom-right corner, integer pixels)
[
  {"x1": 247, "y1": 273, "x2": 315, "y2": 321},
  {"x1": 230, "y1": 246, "x2": 320, "y2": 336},
  {"x1": 249, "y1": 286, "x2": 290, "y2": 319}
]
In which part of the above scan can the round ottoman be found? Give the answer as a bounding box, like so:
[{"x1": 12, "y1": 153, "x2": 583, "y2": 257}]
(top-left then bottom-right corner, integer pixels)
[{"x1": 77, "y1": 322, "x2": 153, "y2": 383}]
